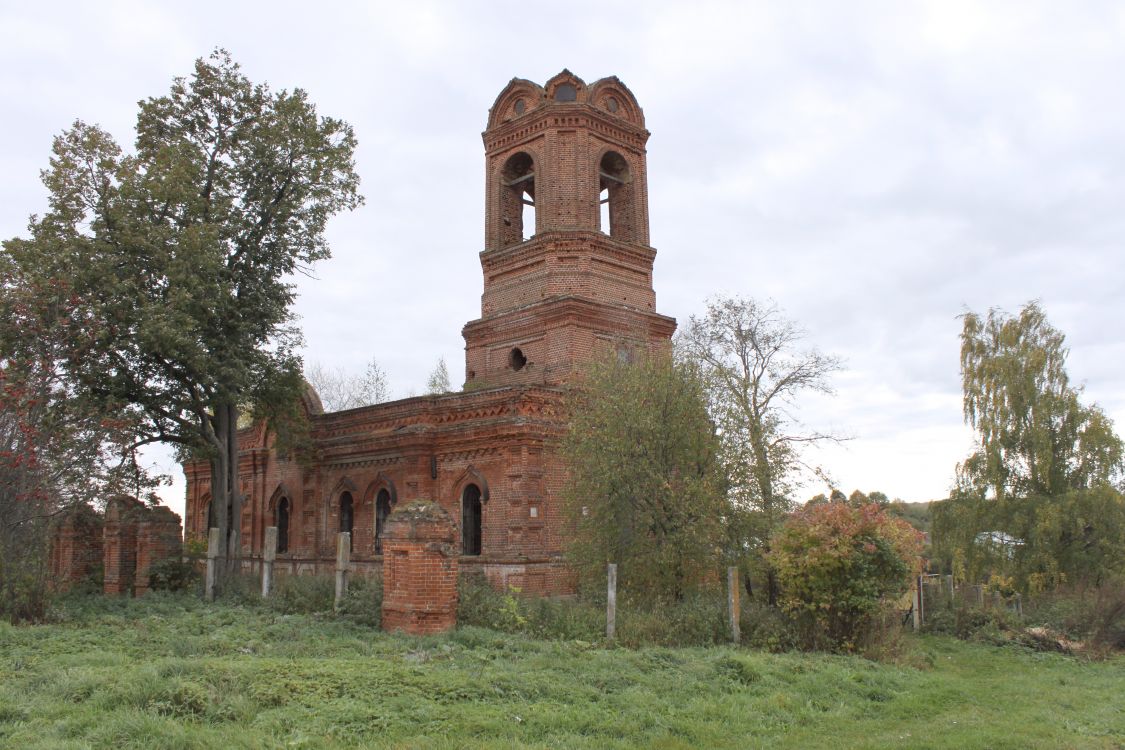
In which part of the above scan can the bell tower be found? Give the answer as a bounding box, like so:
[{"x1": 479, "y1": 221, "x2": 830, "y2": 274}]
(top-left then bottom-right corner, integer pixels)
[{"x1": 462, "y1": 71, "x2": 676, "y2": 388}]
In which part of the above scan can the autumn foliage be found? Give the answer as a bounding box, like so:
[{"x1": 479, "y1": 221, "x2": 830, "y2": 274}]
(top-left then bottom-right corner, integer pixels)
[{"x1": 770, "y1": 502, "x2": 924, "y2": 650}]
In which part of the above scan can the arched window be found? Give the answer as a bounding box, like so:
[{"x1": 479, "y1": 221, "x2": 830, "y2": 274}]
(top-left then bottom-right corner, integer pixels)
[
  {"x1": 462, "y1": 484, "x2": 483, "y2": 556},
  {"x1": 501, "y1": 152, "x2": 535, "y2": 246},
  {"x1": 598, "y1": 151, "x2": 633, "y2": 241},
  {"x1": 276, "y1": 497, "x2": 290, "y2": 554},
  {"x1": 375, "y1": 489, "x2": 392, "y2": 554},
  {"x1": 339, "y1": 491, "x2": 354, "y2": 552}
]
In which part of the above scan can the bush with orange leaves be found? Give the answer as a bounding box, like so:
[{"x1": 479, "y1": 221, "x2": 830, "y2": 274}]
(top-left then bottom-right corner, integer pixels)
[{"x1": 770, "y1": 502, "x2": 925, "y2": 651}]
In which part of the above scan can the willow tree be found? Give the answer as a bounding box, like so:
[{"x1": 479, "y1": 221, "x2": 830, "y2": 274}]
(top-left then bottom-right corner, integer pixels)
[
  {"x1": 934, "y1": 302, "x2": 1125, "y2": 589},
  {"x1": 957, "y1": 301, "x2": 1122, "y2": 499},
  {"x1": 3, "y1": 51, "x2": 362, "y2": 585}
]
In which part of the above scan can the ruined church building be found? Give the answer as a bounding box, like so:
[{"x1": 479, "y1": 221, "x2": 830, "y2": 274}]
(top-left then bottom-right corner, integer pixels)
[{"x1": 184, "y1": 72, "x2": 676, "y2": 595}]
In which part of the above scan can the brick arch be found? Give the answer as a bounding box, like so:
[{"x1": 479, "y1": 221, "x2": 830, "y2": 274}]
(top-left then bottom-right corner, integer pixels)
[
  {"x1": 595, "y1": 147, "x2": 638, "y2": 243},
  {"x1": 487, "y1": 77, "x2": 546, "y2": 129},
  {"x1": 267, "y1": 484, "x2": 294, "y2": 555},
  {"x1": 267, "y1": 483, "x2": 294, "y2": 513},
  {"x1": 327, "y1": 476, "x2": 359, "y2": 503},
  {"x1": 587, "y1": 76, "x2": 645, "y2": 127},
  {"x1": 452, "y1": 465, "x2": 490, "y2": 504},
  {"x1": 195, "y1": 492, "x2": 213, "y2": 537},
  {"x1": 362, "y1": 472, "x2": 398, "y2": 507},
  {"x1": 365, "y1": 472, "x2": 398, "y2": 555},
  {"x1": 495, "y1": 149, "x2": 541, "y2": 248},
  {"x1": 544, "y1": 69, "x2": 588, "y2": 103}
]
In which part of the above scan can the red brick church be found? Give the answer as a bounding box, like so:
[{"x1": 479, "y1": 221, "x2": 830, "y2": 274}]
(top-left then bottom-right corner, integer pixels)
[{"x1": 183, "y1": 71, "x2": 676, "y2": 595}]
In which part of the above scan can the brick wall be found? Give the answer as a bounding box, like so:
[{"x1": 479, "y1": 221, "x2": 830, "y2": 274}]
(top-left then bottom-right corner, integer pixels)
[
  {"x1": 48, "y1": 503, "x2": 103, "y2": 591},
  {"x1": 381, "y1": 501, "x2": 459, "y2": 635},
  {"x1": 181, "y1": 72, "x2": 669, "y2": 602}
]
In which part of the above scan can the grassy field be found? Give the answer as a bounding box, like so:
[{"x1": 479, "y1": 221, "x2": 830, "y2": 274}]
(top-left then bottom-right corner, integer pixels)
[{"x1": 0, "y1": 594, "x2": 1122, "y2": 749}]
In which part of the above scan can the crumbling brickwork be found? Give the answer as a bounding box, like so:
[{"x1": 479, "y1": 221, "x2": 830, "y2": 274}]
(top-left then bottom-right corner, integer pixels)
[
  {"x1": 134, "y1": 506, "x2": 184, "y2": 596},
  {"x1": 183, "y1": 72, "x2": 673, "y2": 599},
  {"x1": 48, "y1": 503, "x2": 103, "y2": 591},
  {"x1": 381, "y1": 501, "x2": 459, "y2": 635},
  {"x1": 50, "y1": 496, "x2": 183, "y2": 596}
]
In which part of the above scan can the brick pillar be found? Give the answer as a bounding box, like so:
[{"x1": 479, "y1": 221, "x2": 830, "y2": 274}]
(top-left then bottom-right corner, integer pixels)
[
  {"x1": 381, "y1": 501, "x2": 459, "y2": 635},
  {"x1": 103, "y1": 495, "x2": 145, "y2": 596},
  {"x1": 48, "y1": 503, "x2": 103, "y2": 592},
  {"x1": 134, "y1": 507, "x2": 183, "y2": 596}
]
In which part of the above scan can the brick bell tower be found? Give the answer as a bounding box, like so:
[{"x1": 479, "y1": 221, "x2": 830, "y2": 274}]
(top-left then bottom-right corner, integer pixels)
[{"x1": 462, "y1": 71, "x2": 677, "y2": 388}]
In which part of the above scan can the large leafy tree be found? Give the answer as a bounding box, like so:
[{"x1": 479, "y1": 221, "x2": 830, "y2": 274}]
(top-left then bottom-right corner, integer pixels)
[
  {"x1": 934, "y1": 302, "x2": 1125, "y2": 590},
  {"x1": 957, "y1": 301, "x2": 1122, "y2": 499},
  {"x1": 3, "y1": 50, "x2": 362, "y2": 584},
  {"x1": 677, "y1": 296, "x2": 844, "y2": 600},
  {"x1": 0, "y1": 256, "x2": 152, "y2": 620},
  {"x1": 561, "y1": 352, "x2": 728, "y2": 600}
]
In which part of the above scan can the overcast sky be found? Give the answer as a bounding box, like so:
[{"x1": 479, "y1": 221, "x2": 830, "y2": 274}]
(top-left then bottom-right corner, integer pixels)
[{"x1": 3, "y1": 1, "x2": 1124, "y2": 519}]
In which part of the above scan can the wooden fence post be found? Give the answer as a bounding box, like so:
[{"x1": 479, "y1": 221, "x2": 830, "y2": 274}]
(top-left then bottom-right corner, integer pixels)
[
  {"x1": 946, "y1": 574, "x2": 955, "y2": 605},
  {"x1": 606, "y1": 563, "x2": 617, "y2": 640},
  {"x1": 335, "y1": 532, "x2": 351, "y2": 612},
  {"x1": 262, "y1": 526, "x2": 277, "y2": 598},
  {"x1": 205, "y1": 527, "x2": 220, "y2": 602},
  {"x1": 727, "y1": 566, "x2": 740, "y2": 644}
]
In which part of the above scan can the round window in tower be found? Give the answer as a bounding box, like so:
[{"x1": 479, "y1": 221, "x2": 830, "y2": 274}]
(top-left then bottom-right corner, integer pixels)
[
  {"x1": 514, "y1": 98, "x2": 525, "y2": 115},
  {"x1": 509, "y1": 347, "x2": 527, "y2": 371},
  {"x1": 606, "y1": 97, "x2": 619, "y2": 113}
]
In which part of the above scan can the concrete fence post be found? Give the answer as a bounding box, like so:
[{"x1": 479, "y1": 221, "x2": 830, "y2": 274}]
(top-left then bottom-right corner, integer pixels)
[
  {"x1": 912, "y1": 575, "x2": 922, "y2": 630},
  {"x1": 262, "y1": 526, "x2": 277, "y2": 598},
  {"x1": 606, "y1": 563, "x2": 617, "y2": 640},
  {"x1": 205, "y1": 527, "x2": 221, "y2": 602},
  {"x1": 335, "y1": 532, "x2": 351, "y2": 612},
  {"x1": 727, "y1": 566, "x2": 741, "y2": 644}
]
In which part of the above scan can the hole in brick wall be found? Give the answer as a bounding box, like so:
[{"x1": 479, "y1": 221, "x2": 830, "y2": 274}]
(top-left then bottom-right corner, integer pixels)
[{"x1": 509, "y1": 347, "x2": 527, "y2": 371}]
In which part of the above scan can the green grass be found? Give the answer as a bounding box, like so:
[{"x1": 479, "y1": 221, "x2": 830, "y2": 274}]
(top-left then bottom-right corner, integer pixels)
[{"x1": 0, "y1": 593, "x2": 1122, "y2": 749}]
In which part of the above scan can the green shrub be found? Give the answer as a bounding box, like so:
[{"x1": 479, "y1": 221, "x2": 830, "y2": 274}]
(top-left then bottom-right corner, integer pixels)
[
  {"x1": 617, "y1": 592, "x2": 728, "y2": 648},
  {"x1": 264, "y1": 574, "x2": 334, "y2": 614},
  {"x1": 739, "y1": 601, "x2": 799, "y2": 652},
  {"x1": 336, "y1": 575, "x2": 382, "y2": 626},
  {"x1": 146, "y1": 559, "x2": 200, "y2": 593},
  {"x1": 770, "y1": 502, "x2": 925, "y2": 652}
]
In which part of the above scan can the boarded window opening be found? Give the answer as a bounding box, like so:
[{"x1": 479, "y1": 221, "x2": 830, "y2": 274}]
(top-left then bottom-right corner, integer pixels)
[{"x1": 462, "y1": 484, "x2": 482, "y2": 556}]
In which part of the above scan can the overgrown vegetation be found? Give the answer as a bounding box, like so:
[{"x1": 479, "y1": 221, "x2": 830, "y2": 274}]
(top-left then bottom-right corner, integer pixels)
[
  {"x1": 561, "y1": 352, "x2": 727, "y2": 600},
  {"x1": 770, "y1": 502, "x2": 924, "y2": 652},
  {"x1": 1, "y1": 595, "x2": 1121, "y2": 748},
  {"x1": 934, "y1": 302, "x2": 1125, "y2": 593},
  {"x1": 3, "y1": 49, "x2": 363, "y2": 596}
]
